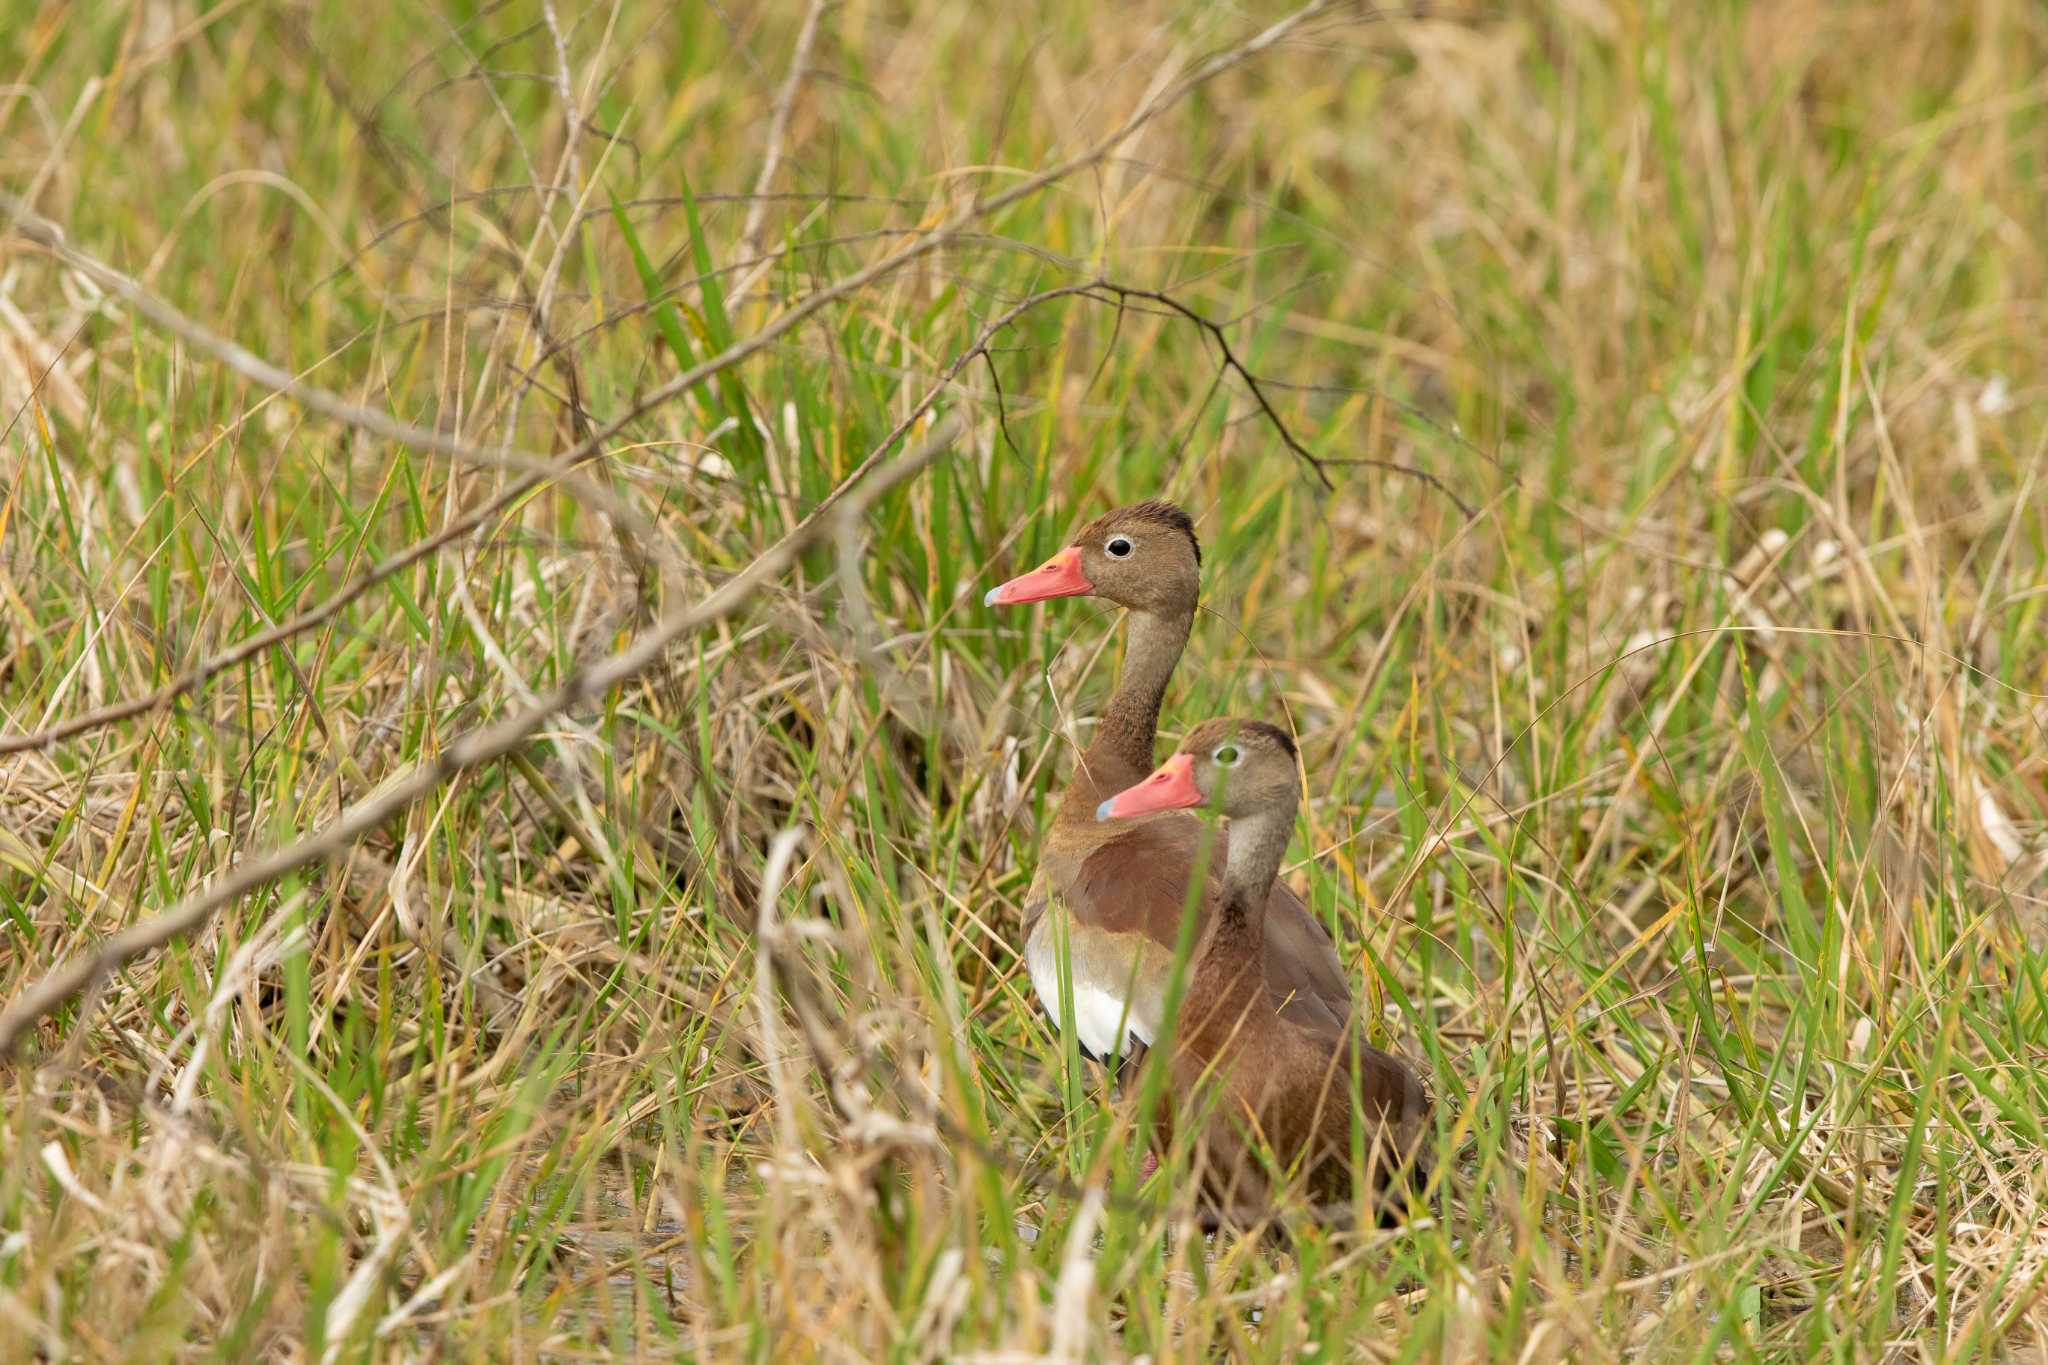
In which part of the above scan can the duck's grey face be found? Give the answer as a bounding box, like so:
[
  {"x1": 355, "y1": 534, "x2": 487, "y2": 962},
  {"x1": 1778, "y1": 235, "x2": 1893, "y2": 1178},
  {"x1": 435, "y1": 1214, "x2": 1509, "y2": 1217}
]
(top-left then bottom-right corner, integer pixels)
[{"x1": 1095, "y1": 718, "x2": 1299, "y2": 822}]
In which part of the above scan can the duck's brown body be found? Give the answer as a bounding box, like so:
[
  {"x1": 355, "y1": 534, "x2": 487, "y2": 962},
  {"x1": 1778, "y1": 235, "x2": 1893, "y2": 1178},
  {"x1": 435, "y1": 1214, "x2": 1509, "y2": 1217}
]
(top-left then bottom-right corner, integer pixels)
[
  {"x1": 1160, "y1": 925, "x2": 1433, "y2": 1223},
  {"x1": 1097, "y1": 719, "x2": 1434, "y2": 1225}
]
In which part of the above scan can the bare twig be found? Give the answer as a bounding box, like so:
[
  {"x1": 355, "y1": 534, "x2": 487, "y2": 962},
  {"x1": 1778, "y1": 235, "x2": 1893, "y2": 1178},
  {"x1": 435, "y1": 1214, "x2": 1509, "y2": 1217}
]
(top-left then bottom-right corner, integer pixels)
[
  {"x1": 302, "y1": 189, "x2": 927, "y2": 300},
  {"x1": 725, "y1": 0, "x2": 832, "y2": 310},
  {"x1": 0, "y1": 417, "x2": 963, "y2": 1059},
  {"x1": 1084, "y1": 281, "x2": 1475, "y2": 517},
  {"x1": 539, "y1": 0, "x2": 583, "y2": 207}
]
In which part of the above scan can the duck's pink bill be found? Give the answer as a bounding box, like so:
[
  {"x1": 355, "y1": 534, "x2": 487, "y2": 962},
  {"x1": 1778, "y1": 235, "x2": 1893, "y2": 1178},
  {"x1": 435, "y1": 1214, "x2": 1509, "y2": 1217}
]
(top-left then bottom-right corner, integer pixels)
[
  {"x1": 984, "y1": 546, "x2": 1092, "y2": 606},
  {"x1": 1097, "y1": 753, "x2": 1201, "y2": 821}
]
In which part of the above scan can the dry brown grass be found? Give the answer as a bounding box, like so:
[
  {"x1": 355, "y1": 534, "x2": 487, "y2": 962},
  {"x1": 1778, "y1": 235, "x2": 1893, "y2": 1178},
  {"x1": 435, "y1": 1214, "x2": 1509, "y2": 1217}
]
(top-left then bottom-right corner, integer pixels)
[{"x1": 3, "y1": 0, "x2": 2047, "y2": 1358}]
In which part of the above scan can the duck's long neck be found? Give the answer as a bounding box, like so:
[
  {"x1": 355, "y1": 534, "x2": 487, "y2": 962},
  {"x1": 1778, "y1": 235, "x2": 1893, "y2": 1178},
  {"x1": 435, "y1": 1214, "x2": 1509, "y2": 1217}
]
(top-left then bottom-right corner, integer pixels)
[
  {"x1": 1189, "y1": 797, "x2": 1296, "y2": 1017},
  {"x1": 1214, "y1": 801, "x2": 1295, "y2": 947},
  {"x1": 1086, "y1": 607, "x2": 1192, "y2": 782}
]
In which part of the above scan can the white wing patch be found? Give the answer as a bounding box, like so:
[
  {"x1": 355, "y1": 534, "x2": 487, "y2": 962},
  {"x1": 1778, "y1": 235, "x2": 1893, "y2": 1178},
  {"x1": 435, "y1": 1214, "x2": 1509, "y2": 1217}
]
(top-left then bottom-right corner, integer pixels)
[{"x1": 1025, "y1": 929, "x2": 1155, "y2": 1059}]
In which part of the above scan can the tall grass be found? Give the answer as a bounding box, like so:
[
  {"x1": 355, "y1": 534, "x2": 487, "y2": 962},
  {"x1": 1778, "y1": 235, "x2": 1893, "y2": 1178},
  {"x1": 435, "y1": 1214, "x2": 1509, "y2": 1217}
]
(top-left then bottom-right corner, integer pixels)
[{"x1": 3, "y1": 0, "x2": 2046, "y2": 1358}]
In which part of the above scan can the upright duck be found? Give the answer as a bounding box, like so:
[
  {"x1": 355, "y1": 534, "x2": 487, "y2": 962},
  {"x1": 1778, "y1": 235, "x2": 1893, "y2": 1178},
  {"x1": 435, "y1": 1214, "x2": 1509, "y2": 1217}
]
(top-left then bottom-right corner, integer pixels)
[
  {"x1": 1098, "y1": 718, "x2": 1433, "y2": 1222},
  {"x1": 984, "y1": 502, "x2": 1351, "y2": 1061}
]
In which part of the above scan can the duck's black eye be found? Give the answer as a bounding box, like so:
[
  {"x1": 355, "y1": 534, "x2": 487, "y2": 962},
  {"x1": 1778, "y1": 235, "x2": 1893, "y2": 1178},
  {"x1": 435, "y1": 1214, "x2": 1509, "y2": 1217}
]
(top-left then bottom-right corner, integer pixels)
[
  {"x1": 1104, "y1": 535, "x2": 1133, "y2": 558},
  {"x1": 1212, "y1": 744, "x2": 1240, "y2": 767}
]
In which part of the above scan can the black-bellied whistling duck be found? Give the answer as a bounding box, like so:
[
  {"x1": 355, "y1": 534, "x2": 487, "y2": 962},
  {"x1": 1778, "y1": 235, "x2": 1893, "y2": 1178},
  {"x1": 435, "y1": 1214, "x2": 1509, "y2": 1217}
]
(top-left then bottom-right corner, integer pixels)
[
  {"x1": 1098, "y1": 719, "x2": 1433, "y2": 1224},
  {"x1": 984, "y1": 502, "x2": 1351, "y2": 1062}
]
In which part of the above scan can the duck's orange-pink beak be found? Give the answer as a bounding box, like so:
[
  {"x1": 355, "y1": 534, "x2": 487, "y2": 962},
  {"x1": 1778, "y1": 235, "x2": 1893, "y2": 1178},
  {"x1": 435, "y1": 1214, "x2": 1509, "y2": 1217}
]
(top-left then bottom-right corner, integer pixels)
[
  {"x1": 1097, "y1": 753, "x2": 1201, "y2": 822},
  {"x1": 984, "y1": 546, "x2": 1092, "y2": 607}
]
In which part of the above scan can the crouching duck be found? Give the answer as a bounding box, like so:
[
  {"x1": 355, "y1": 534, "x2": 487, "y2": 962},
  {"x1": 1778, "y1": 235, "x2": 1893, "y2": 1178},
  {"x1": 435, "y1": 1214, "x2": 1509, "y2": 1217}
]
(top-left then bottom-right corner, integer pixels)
[
  {"x1": 1099, "y1": 718, "x2": 1433, "y2": 1225},
  {"x1": 984, "y1": 502, "x2": 1352, "y2": 1063}
]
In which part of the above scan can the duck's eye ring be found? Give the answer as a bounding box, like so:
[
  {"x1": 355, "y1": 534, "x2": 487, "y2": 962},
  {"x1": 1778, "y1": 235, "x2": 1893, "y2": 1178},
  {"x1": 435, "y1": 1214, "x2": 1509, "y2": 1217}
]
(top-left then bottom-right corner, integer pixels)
[
  {"x1": 1104, "y1": 535, "x2": 1134, "y2": 558},
  {"x1": 1212, "y1": 744, "x2": 1241, "y2": 767}
]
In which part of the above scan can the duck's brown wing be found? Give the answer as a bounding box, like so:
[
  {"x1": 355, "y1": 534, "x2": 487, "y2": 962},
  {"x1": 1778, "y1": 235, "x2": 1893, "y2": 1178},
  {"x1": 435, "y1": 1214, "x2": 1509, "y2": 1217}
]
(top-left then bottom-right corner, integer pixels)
[
  {"x1": 1062, "y1": 816, "x2": 1219, "y2": 939},
  {"x1": 1259, "y1": 876, "x2": 1352, "y2": 1032}
]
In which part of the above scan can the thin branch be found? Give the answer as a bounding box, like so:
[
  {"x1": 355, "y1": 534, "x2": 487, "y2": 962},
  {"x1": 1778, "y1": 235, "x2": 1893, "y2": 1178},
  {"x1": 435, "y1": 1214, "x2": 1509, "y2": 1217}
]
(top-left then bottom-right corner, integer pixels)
[
  {"x1": 1085, "y1": 281, "x2": 1476, "y2": 517},
  {"x1": 726, "y1": 0, "x2": 832, "y2": 309},
  {"x1": 981, "y1": 349, "x2": 1024, "y2": 466},
  {"x1": 0, "y1": 417, "x2": 963, "y2": 1059},
  {"x1": 539, "y1": 0, "x2": 584, "y2": 203},
  {"x1": 304, "y1": 189, "x2": 927, "y2": 300}
]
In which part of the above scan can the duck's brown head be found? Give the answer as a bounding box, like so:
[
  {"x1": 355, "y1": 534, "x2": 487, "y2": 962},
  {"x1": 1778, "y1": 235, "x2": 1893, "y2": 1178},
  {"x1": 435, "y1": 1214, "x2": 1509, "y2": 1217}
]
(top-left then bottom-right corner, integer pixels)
[
  {"x1": 1094, "y1": 717, "x2": 1299, "y2": 823},
  {"x1": 983, "y1": 500, "x2": 1200, "y2": 617}
]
